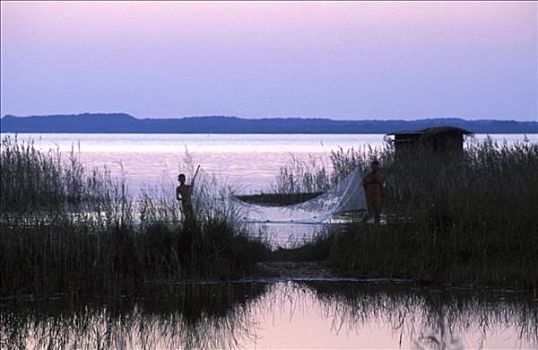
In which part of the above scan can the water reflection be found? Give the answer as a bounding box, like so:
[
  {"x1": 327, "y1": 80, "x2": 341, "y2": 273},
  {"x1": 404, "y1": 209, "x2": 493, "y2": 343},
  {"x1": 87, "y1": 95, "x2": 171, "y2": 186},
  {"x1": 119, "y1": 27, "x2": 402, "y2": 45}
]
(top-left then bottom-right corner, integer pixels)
[
  {"x1": 1, "y1": 282, "x2": 536, "y2": 349},
  {"x1": 300, "y1": 281, "x2": 538, "y2": 349},
  {"x1": 1, "y1": 283, "x2": 269, "y2": 350}
]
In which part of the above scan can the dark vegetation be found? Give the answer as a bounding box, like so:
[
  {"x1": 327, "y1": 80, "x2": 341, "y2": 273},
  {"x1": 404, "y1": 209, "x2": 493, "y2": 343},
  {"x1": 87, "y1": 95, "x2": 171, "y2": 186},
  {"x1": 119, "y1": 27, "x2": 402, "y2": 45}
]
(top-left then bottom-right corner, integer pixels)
[
  {"x1": 1, "y1": 135, "x2": 537, "y2": 348},
  {"x1": 236, "y1": 192, "x2": 323, "y2": 206},
  {"x1": 1, "y1": 135, "x2": 537, "y2": 298},
  {"x1": 2, "y1": 113, "x2": 537, "y2": 133},
  {"x1": 0, "y1": 136, "x2": 270, "y2": 298},
  {"x1": 273, "y1": 139, "x2": 538, "y2": 289}
]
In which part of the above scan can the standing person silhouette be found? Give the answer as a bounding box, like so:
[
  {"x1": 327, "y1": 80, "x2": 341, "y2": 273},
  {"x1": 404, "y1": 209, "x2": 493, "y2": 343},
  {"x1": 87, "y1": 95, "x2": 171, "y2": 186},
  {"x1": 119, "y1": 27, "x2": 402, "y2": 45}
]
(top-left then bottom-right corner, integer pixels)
[
  {"x1": 176, "y1": 165, "x2": 200, "y2": 223},
  {"x1": 362, "y1": 160, "x2": 384, "y2": 224},
  {"x1": 176, "y1": 173, "x2": 194, "y2": 222}
]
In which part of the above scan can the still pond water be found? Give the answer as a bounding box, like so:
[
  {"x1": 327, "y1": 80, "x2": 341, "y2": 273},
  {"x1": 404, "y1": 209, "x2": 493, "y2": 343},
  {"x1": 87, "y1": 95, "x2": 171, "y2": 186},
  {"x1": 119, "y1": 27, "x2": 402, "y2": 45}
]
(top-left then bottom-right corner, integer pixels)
[
  {"x1": 2, "y1": 281, "x2": 537, "y2": 349},
  {"x1": 1, "y1": 133, "x2": 536, "y2": 349}
]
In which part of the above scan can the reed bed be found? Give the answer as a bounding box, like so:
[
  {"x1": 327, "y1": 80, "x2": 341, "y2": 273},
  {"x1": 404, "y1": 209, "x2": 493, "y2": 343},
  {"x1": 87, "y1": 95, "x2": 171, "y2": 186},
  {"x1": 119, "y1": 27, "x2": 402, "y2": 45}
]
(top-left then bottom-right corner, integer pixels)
[
  {"x1": 274, "y1": 138, "x2": 538, "y2": 288},
  {"x1": 271, "y1": 145, "x2": 388, "y2": 194},
  {"x1": 0, "y1": 137, "x2": 270, "y2": 298}
]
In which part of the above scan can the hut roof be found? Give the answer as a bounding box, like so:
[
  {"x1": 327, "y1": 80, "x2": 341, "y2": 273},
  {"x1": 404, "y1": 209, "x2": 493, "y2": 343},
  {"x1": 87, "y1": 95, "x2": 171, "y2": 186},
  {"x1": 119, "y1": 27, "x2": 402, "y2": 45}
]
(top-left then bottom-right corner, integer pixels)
[{"x1": 387, "y1": 126, "x2": 472, "y2": 136}]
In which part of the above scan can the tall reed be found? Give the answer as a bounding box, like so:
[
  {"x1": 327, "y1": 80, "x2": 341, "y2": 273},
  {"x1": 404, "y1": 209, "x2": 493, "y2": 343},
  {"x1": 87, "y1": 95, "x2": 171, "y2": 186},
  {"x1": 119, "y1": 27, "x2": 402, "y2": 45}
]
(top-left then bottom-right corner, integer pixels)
[
  {"x1": 275, "y1": 138, "x2": 538, "y2": 288},
  {"x1": 272, "y1": 144, "x2": 390, "y2": 193},
  {"x1": 0, "y1": 137, "x2": 270, "y2": 297},
  {"x1": 0, "y1": 136, "x2": 85, "y2": 213}
]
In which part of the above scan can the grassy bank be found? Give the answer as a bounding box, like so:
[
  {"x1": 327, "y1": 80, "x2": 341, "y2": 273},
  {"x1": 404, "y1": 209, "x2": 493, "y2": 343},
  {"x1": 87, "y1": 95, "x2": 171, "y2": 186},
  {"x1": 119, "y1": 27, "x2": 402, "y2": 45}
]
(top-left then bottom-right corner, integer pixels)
[
  {"x1": 274, "y1": 139, "x2": 538, "y2": 289},
  {"x1": 0, "y1": 137, "x2": 270, "y2": 298}
]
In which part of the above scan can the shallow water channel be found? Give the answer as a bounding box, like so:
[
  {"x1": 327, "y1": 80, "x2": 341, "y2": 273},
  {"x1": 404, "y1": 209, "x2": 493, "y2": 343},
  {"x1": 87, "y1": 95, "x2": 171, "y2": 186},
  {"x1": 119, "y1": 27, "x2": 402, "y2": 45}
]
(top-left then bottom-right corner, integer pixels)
[{"x1": 2, "y1": 281, "x2": 536, "y2": 349}]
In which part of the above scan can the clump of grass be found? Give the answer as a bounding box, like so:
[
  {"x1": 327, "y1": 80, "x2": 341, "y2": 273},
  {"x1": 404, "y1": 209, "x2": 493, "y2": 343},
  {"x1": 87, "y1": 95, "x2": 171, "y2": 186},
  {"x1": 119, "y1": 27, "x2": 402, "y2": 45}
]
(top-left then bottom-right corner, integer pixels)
[
  {"x1": 272, "y1": 154, "x2": 331, "y2": 193},
  {"x1": 272, "y1": 145, "x2": 389, "y2": 194},
  {"x1": 270, "y1": 230, "x2": 333, "y2": 262},
  {"x1": 274, "y1": 139, "x2": 538, "y2": 288},
  {"x1": 0, "y1": 137, "x2": 270, "y2": 298},
  {"x1": 0, "y1": 136, "x2": 86, "y2": 213}
]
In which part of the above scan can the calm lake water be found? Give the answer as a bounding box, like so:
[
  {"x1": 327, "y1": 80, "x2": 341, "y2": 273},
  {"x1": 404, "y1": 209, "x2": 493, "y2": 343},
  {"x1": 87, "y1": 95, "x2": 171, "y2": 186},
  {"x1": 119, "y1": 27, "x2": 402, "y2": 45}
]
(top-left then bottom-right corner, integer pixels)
[
  {"x1": 1, "y1": 133, "x2": 534, "y2": 193},
  {"x1": 2, "y1": 281, "x2": 537, "y2": 349}
]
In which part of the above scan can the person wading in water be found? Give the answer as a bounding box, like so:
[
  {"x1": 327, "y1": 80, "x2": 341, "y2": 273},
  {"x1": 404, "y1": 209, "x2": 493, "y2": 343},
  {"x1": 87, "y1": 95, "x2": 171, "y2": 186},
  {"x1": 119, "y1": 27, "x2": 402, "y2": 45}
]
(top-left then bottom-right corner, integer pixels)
[{"x1": 362, "y1": 159, "x2": 384, "y2": 224}]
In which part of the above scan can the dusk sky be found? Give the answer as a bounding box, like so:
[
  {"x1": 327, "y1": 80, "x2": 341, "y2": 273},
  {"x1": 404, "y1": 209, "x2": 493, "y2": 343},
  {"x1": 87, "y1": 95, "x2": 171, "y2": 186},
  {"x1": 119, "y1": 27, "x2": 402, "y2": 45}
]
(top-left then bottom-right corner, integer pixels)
[{"x1": 1, "y1": 1, "x2": 536, "y2": 120}]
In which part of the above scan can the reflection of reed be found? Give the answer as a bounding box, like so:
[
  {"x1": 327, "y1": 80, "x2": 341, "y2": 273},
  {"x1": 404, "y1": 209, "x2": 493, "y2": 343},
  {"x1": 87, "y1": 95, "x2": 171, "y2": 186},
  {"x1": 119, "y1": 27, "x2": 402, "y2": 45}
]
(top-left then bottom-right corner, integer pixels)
[
  {"x1": 301, "y1": 281, "x2": 538, "y2": 349},
  {"x1": 2, "y1": 282, "x2": 537, "y2": 349},
  {"x1": 0, "y1": 282, "x2": 269, "y2": 350}
]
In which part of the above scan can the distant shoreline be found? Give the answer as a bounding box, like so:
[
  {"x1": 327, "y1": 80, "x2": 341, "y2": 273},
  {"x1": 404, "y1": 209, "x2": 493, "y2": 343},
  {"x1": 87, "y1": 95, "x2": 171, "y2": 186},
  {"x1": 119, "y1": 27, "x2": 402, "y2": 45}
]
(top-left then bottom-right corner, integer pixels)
[
  {"x1": 1, "y1": 113, "x2": 537, "y2": 134},
  {"x1": 0, "y1": 131, "x2": 534, "y2": 135}
]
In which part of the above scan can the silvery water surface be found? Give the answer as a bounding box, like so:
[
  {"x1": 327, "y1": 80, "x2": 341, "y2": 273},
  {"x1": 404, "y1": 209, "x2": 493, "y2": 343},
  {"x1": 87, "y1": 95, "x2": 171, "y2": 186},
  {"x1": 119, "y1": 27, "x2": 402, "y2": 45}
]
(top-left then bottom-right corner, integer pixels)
[
  {"x1": 1, "y1": 133, "x2": 536, "y2": 349},
  {"x1": 2, "y1": 133, "x2": 532, "y2": 193}
]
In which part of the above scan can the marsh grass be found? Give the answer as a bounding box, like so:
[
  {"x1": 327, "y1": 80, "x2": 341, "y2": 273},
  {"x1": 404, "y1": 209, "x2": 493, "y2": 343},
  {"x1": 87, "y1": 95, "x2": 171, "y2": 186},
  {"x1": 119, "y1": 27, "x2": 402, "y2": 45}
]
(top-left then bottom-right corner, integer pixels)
[
  {"x1": 0, "y1": 137, "x2": 270, "y2": 297},
  {"x1": 274, "y1": 138, "x2": 538, "y2": 288},
  {"x1": 270, "y1": 229, "x2": 332, "y2": 262},
  {"x1": 272, "y1": 145, "x2": 389, "y2": 194},
  {"x1": 2, "y1": 135, "x2": 537, "y2": 294},
  {"x1": 0, "y1": 136, "x2": 85, "y2": 213}
]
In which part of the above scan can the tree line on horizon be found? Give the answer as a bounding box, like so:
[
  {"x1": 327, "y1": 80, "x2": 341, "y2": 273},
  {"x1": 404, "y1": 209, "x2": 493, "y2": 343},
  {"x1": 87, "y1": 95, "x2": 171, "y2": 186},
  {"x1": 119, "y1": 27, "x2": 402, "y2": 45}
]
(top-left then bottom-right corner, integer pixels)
[{"x1": 1, "y1": 113, "x2": 536, "y2": 134}]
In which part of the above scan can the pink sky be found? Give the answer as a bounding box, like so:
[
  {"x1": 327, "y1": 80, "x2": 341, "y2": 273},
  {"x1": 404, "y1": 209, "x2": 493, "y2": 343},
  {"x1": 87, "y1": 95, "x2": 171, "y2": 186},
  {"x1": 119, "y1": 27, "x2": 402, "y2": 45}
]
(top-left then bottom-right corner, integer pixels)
[{"x1": 1, "y1": 1, "x2": 536, "y2": 120}]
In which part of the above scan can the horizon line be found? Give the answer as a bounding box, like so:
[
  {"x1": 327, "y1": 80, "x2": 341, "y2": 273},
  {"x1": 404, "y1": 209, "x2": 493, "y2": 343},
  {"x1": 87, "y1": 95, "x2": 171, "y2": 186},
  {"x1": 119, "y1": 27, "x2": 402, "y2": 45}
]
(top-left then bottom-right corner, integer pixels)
[{"x1": 2, "y1": 113, "x2": 537, "y2": 123}]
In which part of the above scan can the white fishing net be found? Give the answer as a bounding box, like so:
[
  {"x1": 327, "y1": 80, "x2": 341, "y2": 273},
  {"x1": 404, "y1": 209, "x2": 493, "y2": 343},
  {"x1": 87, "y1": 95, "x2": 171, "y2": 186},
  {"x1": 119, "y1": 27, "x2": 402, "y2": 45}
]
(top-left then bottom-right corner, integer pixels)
[{"x1": 235, "y1": 166, "x2": 366, "y2": 224}]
